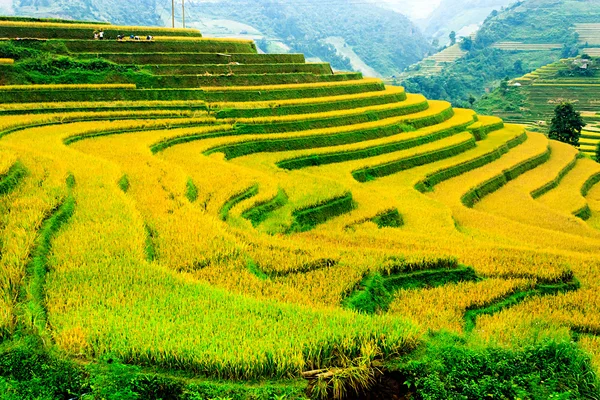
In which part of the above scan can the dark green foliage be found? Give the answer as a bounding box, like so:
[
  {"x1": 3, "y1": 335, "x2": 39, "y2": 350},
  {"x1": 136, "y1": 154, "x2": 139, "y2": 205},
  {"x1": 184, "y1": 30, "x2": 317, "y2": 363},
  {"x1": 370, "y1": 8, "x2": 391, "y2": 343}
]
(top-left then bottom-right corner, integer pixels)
[
  {"x1": 459, "y1": 37, "x2": 472, "y2": 51},
  {"x1": 371, "y1": 209, "x2": 403, "y2": 228},
  {"x1": 449, "y1": 31, "x2": 456, "y2": 46},
  {"x1": 246, "y1": 259, "x2": 269, "y2": 280},
  {"x1": 192, "y1": 0, "x2": 431, "y2": 76},
  {"x1": 241, "y1": 189, "x2": 288, "y2": 227},
  {"x1": 343, "y1": 264, "x2": 475, "y2": 314},
  {"x1": 186, "y1": 179, "x2": 198, "y2": 203},
  {"x1": 82, "y1": 52, "x2": 306, "y2": 65},
  {"x1": 65, "y1": 173, "x2": 76, "y2": 189},
  {"x1": 145, "y1": 62, "x2": 332, "y2": 76},
  {"x1": 0, "y1": 161, "x2": 27, "y2": 196},
  {"x1": 59, "y1": 39, "x2": 254, "y2": 54},
  {"x1": 476, "y1": 84, "x2": 528, "y2": 116},
  {"x1": 289, "y1": 193, "x2": 355, "y2": 232},
  {"x1": 23, "y1": 195, "x2": 75, "y2": 338},
  {"x1": 399, "y1": 339, "x2": 598, "y2": 400},
  {"x1": 118, "y1": 174, "x2": 130, "y2": 193},
  {"x1": 144, "y1": 224, "x2": 157, "y2": 262},
  {"x1": 183, "y1": 379, "x2": 307, "y2": 400},
  {"x1": 219, "y1": 185, "x2": 259, "y2": 221},
  {"x1": 549, "y1": 103, "x2": 585, "y2": 147},
  {"x1": 352, "y1": 136, "x2": 476, "y2": 183},
  {"x1": 402, "y1": 48, "x2": 560, "y2": 108},
  {"x1": 16, "y1": 54, "x2": 131, "y2": 75},
  {"x1": 596, "y1": 142, "x2": 600, "y2": 163},
  {"x1": 0, "y1": 343, "x2": 87, "y2": 399},
  {"x1": 468, "y1": 120, "x2": 504, "y2": 141}
]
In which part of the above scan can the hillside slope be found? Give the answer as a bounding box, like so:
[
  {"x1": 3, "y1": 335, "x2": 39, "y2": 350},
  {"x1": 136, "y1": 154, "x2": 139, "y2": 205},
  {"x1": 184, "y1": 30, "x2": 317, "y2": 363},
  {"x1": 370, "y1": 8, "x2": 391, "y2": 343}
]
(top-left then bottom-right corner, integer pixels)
[
  {"x1": 477, "y1": 57, "x2": 600, "y2": 157},
  {"x1": 1, "y1": 17, "x2": 600, "y2": 400},
  {"x1": 399, "y1": 0, "x2": 600, "y2": 107}
]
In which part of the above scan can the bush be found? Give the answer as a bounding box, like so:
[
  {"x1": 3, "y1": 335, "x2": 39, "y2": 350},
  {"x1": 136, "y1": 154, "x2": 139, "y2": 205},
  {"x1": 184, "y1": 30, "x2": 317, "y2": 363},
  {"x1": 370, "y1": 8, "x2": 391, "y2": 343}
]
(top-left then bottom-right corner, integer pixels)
[
  {"x1": 400, "y1": 340, "x2": 598, "y2": 399},
  {"x1": 0, "y1": 343, "x2": 87, "y2": 399}
]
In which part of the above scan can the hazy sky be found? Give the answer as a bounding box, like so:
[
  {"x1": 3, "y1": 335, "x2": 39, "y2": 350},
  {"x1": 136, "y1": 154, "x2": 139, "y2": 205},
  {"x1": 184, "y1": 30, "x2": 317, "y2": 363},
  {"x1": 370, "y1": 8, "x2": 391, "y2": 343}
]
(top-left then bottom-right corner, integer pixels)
[{"x1": 377, "y1": 0, "x2": 443, "y2": 19}]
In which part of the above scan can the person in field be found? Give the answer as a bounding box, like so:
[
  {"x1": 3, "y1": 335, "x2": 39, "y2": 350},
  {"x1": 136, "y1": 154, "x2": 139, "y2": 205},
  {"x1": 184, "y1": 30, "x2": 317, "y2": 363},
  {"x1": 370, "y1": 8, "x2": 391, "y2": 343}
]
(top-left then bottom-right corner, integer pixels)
[
  {"x1": 99, "y1": 30, "x2": 104, "y2": 40},
  {"x1": 93, "y1": 31, "x2": 98, "y2": 40}
]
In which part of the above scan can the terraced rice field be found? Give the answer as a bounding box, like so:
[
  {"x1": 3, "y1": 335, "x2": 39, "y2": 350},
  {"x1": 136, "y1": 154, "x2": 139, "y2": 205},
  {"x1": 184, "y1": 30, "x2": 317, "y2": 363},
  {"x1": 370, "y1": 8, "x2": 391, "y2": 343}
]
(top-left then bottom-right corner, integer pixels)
[
  {"x1": 1, "y1": 18, "x2": 600, "y2": 398},
  {"x1": 575, "y1": 23, "x2": 600, "y2": 45},
  {"x1": 398, "y1": 44, "x2": 466, "y2": 78},
  {"x1": 500, "y1": 58, "x2": 600, "y2": 157},
  {"x1": 491, "y1": 42, "x2": 563, "y2": 51}
]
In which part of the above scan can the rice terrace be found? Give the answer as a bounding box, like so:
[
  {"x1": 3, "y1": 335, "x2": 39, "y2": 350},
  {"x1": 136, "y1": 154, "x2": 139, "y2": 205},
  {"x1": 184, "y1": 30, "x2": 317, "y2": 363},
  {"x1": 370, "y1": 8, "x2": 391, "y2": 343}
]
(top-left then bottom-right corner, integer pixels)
[{"x1": 1, "y1": 12, "x2": 600, "y2": 400}]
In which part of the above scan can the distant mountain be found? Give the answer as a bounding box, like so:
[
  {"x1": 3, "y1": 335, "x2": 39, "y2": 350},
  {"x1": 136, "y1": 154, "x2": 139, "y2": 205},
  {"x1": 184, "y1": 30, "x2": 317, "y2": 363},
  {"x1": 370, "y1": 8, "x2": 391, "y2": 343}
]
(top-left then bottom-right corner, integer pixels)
[
  {"x1": 3, "y1": 0, "x2": 433, "y2": 77},
  {"x1": 423, "y1": 0, "x2": 513, "y2": 41},
  {"x1": 400, "y1": 0, "x2": 600, "y2": 107}
]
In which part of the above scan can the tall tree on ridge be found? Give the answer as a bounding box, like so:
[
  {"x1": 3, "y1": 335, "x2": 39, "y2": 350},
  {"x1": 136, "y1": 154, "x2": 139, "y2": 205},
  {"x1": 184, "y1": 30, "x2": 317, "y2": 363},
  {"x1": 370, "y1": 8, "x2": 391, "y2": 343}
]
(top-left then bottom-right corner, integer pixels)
[{"x1": 549, "y1": 102, "x2": 585, "y2": 148}]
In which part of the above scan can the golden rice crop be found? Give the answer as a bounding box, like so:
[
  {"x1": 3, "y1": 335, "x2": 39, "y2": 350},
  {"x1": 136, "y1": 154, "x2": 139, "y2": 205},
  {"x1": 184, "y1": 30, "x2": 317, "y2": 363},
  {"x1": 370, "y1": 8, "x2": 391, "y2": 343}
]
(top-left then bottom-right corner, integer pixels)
[
  {"x1": 0, "y1": 20, "x2": 200, "y2": 34},
  {"x1": 201, "y1": 77, "x2": 381, "y2": 91},
  {"x1": 0, "y1": 58, "x2": 14, "y2": 64},
  {"x1": 537, "y1": 157, "x2": 600, "y2": 216},
  {"x1": 472, "y1": 140, "x2": 597, "y2": 238},
  {"x1": 387, "y1": 278, "x2": 533, "y2": 333},
  {"x1": 0, "y1": 100, "x2": 207, "y2": 112},
  {"x1": 212, "y1": 85, "x2": 404, "y2": 109},
  {"x1": 151, "y1": 36, "x2": 254, "y2": 43},
  {"x1": 3, "y1": 71, "x2": 600, "y2": 382},
  {"x1": 229, "y1": 93, "x2": 427, "y2": 124}
]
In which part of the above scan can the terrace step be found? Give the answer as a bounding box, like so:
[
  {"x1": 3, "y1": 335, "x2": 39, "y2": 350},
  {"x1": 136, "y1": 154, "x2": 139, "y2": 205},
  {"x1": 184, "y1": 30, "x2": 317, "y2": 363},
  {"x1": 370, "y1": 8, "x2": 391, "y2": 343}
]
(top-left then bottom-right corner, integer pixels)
[
  {"x1": 214, "y1": 86, "x2": 407, "y2": 119},
  {"x1": 275, "y1": 108, "x2": 477, "y2": 171},
  {"x1": 537, "y1": 157, "x2": 600, "y2": 220},
  {"x1": 0, "y1": 20, "x2": 204, "y2": 39},
  {"x1": 76, "y1": 52, "x2": 306, "y2": 65},
  {"x1": 138, "y1": 72, "x2": 362, "y2": 89},
  {"x1": 143, "y1": 63, "x2": 333, "y2": 76},
  {"x1": 202, "y1": 100, "x2": 455, "y2": 159},
  {"x1": 474, "y1": 141, "x2": 600, "y2": 238},
  {"x1": 427, "y1": 129, "x2": 548, "y2": 207},
  {"x1": 0, "y1": 100, "x2": 208, "y2": 115},
  {"x1": 228, "y1": 93, "x2": 430, "y2": 135},
  {"x1": 201, "y1": 78, "x2": 385, "y2": 102}
]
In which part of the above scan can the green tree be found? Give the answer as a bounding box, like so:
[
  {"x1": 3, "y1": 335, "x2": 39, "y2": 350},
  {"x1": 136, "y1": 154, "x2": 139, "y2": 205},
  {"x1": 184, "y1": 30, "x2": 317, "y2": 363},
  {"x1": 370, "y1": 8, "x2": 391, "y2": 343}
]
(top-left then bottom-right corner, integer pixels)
[
  {"x1": 595, "y1": 142, "x2": 600, "y2": 163},
  {"x1": 549, "y1": 103, "x2": 585, "y2": 147},
  {"x1": 513, "y1": 59, "x2": 524, "y2": 75},
  {"x1": 449, "y1": 31, "x2": 456, "y2": 46},
  {"x1": 468, "y1": 95, "x2": 476, "y2": 106},
  {"x1": 460, "y1": 37, "x2": 473, "y2": 51}
]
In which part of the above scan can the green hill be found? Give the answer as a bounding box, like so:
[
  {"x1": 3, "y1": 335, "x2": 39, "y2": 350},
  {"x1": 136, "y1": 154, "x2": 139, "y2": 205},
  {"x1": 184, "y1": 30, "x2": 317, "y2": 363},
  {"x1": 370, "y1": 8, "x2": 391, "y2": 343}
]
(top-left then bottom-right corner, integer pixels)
[
  {"x1": 477, "y1": 56, "x2": 600, "y2": 157},
  {"x1": 399, "y1": 0, "x2": 600, "y2": 107}
]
